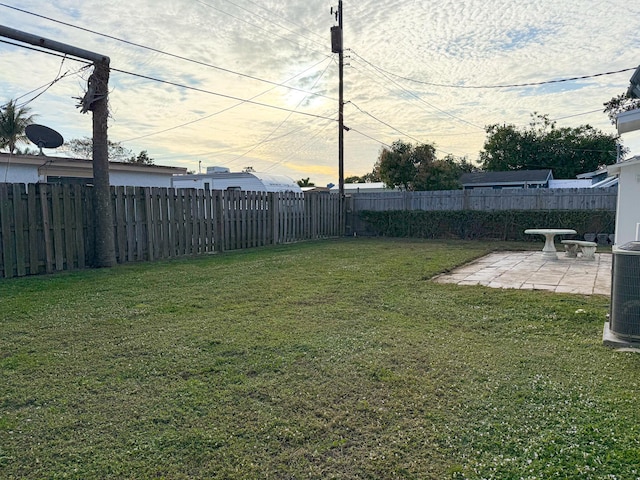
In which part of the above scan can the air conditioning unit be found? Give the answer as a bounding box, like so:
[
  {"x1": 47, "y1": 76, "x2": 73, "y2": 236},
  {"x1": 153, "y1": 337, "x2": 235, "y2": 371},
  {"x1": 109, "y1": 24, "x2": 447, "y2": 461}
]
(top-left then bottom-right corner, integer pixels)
[{"x1": 609, "y1": 242, "x2": 640, "y2": 342}]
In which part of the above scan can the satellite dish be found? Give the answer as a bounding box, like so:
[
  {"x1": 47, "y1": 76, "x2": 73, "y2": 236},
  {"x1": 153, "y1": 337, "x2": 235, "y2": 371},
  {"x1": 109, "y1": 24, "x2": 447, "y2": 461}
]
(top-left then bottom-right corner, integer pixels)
[{"x1": 25, "y1": 124, "x2": 64, "y2": 155}]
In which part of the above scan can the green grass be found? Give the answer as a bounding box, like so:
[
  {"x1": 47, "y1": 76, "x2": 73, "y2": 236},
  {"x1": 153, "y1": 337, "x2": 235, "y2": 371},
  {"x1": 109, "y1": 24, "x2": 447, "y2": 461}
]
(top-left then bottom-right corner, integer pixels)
[{"x1": 1, "y1": 238, "x2": 638, "y2": 479}]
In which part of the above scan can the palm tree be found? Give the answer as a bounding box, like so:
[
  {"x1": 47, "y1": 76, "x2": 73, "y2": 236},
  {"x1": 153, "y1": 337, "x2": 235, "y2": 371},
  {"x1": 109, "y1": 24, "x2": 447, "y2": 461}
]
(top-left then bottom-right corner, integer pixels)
[
  {"x1": 297, "y1": 177, "x2": 315, "y2": 187},
  {"x1": 0, "y1": 100, "x2": 36, "y2": 153}
]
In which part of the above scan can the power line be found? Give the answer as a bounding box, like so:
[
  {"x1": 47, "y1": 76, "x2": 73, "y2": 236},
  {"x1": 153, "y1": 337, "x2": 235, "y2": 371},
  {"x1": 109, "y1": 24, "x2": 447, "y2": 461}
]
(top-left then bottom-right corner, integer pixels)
[
  {"x1": 121, "y1": 57, "x2": 333, "y2": 143},
  {"x1": 350, "y1": 53, "x2": 484, "y2": 130},
  {"x1": 227, "y1": 59, "x2": 334, "y2": 164},
  {"x1": 262, "y1": 116, "x2": 336, "y2": 172},
  {"x1": 218, "y1": 0, "x2": 327, "y2": 50},
  {"x1": 352, "y1": 51, "x2": 637, "y2": 89},
  {"x1": 195, "y1": 0, "x2": 329, "y2": 57},
  {"x1": 109, "y1": 66, "x2": 338, "y2": 122},
  {"x1": 348, "y1": 127, "x2": 391, "y2": 149},
  {"x1": 348, "y1": 101, "x2": 423, "y2": 143},
  {"x1": 0, "y1": 3, "x2": 335, "y2": 101},
  {"x1": 551, "y1": 109, "x2": 603, "y2": 121},
  {"x1": 0, "y1": 37, "x2": 337, "y2": 123}
]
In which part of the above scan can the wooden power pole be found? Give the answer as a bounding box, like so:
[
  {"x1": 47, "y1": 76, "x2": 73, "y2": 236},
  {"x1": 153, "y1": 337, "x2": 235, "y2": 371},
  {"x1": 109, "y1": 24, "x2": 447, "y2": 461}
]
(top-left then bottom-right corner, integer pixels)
[
  {"x1": 331, "y1": 1, "x2": 345, "y2": 199},
  {"x1": 0, "y1": 25, "x2": 116, "y2": 267}
]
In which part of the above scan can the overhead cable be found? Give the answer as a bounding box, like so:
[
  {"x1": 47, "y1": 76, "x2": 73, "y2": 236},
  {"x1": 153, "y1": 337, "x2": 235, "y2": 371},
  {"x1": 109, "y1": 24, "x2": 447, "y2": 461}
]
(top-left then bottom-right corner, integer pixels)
[
  {"x1": 352, "y1": 51, "x2": 637, "y2": 89},
  {"x1": 109, "y1": 66, "x2": 338, "y2": 122},
  {"x1": 0, "y1": 3, "x2": 335, "y2": 101}
]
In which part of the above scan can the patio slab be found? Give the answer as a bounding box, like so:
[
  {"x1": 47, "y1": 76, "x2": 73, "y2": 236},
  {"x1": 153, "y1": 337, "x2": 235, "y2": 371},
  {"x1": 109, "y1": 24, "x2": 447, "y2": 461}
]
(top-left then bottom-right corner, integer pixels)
[{"x1": 433, "y1": 251, "x2": 612, "y2": 296}]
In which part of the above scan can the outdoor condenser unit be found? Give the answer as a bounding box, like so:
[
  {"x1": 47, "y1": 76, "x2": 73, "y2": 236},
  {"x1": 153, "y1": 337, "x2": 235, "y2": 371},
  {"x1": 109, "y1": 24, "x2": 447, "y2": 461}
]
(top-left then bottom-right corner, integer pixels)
[{"x1": 610, "y1": 241, "x2": 640, "y2": 340}]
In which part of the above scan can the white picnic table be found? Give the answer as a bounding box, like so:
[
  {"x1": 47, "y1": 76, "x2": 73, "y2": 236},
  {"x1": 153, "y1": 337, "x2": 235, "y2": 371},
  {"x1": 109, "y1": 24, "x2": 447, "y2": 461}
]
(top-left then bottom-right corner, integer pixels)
[{"x1": 524, "y1": 228, "x2": 577, "y2": 259}]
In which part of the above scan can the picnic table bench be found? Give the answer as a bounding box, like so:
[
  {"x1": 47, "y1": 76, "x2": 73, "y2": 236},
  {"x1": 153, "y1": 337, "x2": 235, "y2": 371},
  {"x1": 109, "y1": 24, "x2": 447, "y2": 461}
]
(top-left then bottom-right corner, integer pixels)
[
  {"x1": 561, "y1": 240, "x2": 597, "y2": 260},
  {"x1": 524, "y1": 228, "x2": 577, "y2": 259}
]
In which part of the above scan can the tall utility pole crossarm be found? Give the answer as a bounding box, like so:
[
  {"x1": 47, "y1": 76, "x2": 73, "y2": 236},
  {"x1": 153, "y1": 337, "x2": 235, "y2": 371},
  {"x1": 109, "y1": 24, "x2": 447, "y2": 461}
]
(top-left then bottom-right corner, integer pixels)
[{"x1": 0, "y1": 24, "x2": 116, "y2": 267}]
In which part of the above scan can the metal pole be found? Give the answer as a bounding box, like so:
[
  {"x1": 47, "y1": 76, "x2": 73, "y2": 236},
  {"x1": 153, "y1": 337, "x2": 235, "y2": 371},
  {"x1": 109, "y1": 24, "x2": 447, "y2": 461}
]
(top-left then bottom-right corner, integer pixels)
[{"x1": 0, "y1": 25, "x2": 109, "y2": 63}]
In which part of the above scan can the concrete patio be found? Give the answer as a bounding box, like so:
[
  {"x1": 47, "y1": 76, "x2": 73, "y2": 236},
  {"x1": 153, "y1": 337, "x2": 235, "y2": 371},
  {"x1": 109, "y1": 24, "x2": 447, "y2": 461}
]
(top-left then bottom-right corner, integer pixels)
[{"x1": 433, "y1": 251, "x2": 612, "y2": 296}]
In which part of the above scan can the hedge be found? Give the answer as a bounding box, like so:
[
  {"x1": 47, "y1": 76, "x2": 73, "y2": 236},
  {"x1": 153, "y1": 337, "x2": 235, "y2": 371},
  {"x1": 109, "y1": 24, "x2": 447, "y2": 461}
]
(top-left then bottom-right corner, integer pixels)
[{"x1": 358, "y1": 210, "x2": 616, "y2": 241}]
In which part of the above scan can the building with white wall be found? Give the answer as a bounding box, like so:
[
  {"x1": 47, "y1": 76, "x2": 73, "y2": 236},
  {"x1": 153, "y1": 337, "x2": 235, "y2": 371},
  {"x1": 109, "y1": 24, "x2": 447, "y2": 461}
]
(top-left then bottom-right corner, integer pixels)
[
  {"x1": 0, "y1": 153, "x2": 186, "y2": 187},
  {"x1": 171, "y1": 167, "x2": 302, "y2": 193},
  {"x1": 608, "y1": 155, "x2": 640, "y2": 245}
]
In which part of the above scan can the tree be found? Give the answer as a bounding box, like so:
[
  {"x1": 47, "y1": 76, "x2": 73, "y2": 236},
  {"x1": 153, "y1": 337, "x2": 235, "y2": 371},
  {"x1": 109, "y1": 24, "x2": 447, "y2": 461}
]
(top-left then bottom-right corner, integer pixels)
[
  {"x1": 375, "y1": 140, "x2": 421, "y2": 190},
  {"x1": 374, "y1": 140, "x2": 470, "y2": 191},
  {"x1": 480, "y1": 113, "x2": 624, "y2": 178},
  {"x1": 13, "y1": 146, "x2": 39, "y2": 155},
  {"x1": 413, "y1": 154, "x2": 475, "y2": 191},
  {"x1": 128, "y1": 150, "x2": 154, "y2": 165},
  {"x1": 0, "y1": 100, "x2": 36, "y2": 153},
  {"x1": 65, "y1": 137, "x2": 132, "y2": 162},
  {"x1": 604, "y1": 93, "x2": 640, "y2": 124},
  {"x1": 345, "y1": 169, "x2": 382, "y2": 184},
  {"x1": 361, "y1": 170, "x2": 382, "y2": 183},
  {"x1": 297, "y1": 177, "x2": 315, "y2": 187}
]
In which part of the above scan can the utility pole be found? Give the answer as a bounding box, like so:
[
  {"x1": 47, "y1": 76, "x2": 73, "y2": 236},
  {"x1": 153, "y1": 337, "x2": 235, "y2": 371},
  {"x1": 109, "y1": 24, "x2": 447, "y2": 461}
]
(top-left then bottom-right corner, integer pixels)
[
  {"x1": 331, "y1": 1, "x2": 344, "y2": 199},
  {"x1": 0, "y1": 25, "x2": 116, "y2": 267},
  {"x1": 331, "y1": 1, "x2": 347, "y2": 236}
]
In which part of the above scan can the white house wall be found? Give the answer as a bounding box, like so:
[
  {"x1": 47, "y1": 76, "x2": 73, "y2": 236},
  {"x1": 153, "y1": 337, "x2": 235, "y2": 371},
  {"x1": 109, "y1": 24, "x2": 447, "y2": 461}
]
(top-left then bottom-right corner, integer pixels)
[
  {"x1": 109, "y1": 171, "x2": 173, "y2": 188},
  {"x1": 172, "y1": 175, "x2": 286, "y2": 192},
  {"x1": 0, "y1": 163, "x2": 41, "y2": 184},
  {"x1": 614, "y1": 161, "x2": 640, "y2": 245}
]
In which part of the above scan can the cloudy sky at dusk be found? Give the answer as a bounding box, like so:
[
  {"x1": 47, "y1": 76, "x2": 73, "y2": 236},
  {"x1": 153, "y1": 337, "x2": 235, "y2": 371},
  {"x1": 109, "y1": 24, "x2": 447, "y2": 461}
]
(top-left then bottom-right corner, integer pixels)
[{"x1": 2, "y1": 0, "x2": 640, "y2": 186}]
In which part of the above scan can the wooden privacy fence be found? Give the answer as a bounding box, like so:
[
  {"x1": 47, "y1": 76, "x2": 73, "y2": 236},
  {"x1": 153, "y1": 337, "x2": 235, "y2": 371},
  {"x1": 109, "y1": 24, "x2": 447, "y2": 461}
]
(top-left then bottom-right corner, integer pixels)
[
  {"x1": 345, "y1": 188, "x2": 617, "y2": 235},
  {"x1": 348, "y1": 188, "x2": 618, "y2": 212},
  {"x1": 0, "y1": 183, "x2": 342, "y2": 278}
]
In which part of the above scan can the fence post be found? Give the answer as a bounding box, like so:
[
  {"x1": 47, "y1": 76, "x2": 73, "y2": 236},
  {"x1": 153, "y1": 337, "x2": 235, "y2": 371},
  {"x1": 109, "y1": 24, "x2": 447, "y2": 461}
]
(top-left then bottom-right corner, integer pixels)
[
  {"x1": 270, "y1": 192, "x2": 279, "y2": 245},
  {"x1": 0, "y1": 184, "x2": 14, "y2": 278}
]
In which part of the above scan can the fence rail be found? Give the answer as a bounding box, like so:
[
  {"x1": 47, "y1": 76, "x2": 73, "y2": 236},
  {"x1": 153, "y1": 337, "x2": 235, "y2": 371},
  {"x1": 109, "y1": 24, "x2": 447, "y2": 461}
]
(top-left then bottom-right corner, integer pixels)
[{"x1": 0, "y1": 184, "x2": 342, "y2": 278}]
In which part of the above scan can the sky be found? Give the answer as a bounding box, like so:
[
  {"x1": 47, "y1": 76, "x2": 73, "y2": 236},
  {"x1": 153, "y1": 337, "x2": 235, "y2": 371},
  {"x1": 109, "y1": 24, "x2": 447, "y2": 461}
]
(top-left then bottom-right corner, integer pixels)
[{"x1": 2, "y1": 0, "x2": 640, "y2": 187}]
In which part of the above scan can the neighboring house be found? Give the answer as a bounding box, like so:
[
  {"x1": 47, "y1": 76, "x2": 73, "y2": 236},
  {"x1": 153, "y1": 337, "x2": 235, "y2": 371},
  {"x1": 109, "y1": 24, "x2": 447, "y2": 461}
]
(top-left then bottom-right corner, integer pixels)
[
  {"x1": 0, "y1": 153, "x2": 187, "y2": 187},
  {"x1": 459, "y1": 169, "x2": 553, "y2": 190},
  {"x1": 171, "y1": 166, "x2": 302, "y2": 193},
  {"x1": 330, "y1": 182, "x2": 393, "y2": 194}
]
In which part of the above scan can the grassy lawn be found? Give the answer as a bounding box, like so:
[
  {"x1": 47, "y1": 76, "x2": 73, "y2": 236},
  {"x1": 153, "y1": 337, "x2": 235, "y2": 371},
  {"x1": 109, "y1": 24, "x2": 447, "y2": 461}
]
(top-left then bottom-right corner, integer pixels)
[{"x1": 1, "y1": 238, "x2": 638, "y2": 479}]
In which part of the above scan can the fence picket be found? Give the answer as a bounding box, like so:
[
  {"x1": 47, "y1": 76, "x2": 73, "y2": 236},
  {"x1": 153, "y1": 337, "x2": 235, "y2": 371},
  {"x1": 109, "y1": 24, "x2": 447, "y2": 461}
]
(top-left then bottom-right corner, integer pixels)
[{"x1": 27, "y1": 184, "x2": 39, "y2": 274}]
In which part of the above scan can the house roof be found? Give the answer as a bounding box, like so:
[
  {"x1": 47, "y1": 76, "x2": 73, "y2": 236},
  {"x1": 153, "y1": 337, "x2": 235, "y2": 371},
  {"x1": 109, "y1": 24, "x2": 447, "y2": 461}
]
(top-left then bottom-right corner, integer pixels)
[
  {"x1": 460, "y1": 169, "x2": 553, "y2": 187},
  {"x1": 607, "y1": 155, "x2": 640, "y2": 175},
  {"x1": 576, "y1": 168, "x2": 609, "y2": 179},
  {"x1": 330, "y1": 182, "x2": 391, "y2": 192}
]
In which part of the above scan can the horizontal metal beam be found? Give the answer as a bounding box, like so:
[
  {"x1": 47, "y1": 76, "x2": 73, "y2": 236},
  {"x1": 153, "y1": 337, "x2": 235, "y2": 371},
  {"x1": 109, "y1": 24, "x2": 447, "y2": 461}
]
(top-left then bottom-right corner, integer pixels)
[{"x1": 0, "y1": 24, "x2": 109, "y2": 64}]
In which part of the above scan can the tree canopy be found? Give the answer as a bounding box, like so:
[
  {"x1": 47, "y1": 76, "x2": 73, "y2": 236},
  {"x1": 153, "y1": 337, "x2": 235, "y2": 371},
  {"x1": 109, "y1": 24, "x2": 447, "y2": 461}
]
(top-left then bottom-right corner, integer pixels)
[
  {"x1": 297, "y1": 177, "x2": 315, "y2": 187},
  {"x1": 65, "y1": 137, "x2": 153, "y2": 164},
  {"x1": 0, "y1": 100, "x2": 36, "y2": 154},
  {"x1": 344, "y1": 170, "x2": 381, "y2": 184},
  {"x1": 603, "y1": 93, "x2": 640, "y2": 124},
  {"x1": 374, "y1": 140, "x2": 473, "y2": 191},
  {"x1": 128, "y1": 150, "x2": 154, "y2": 165},
  {"x1": 479, "y1": 114, "x2": 623, "y2": 179}
]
